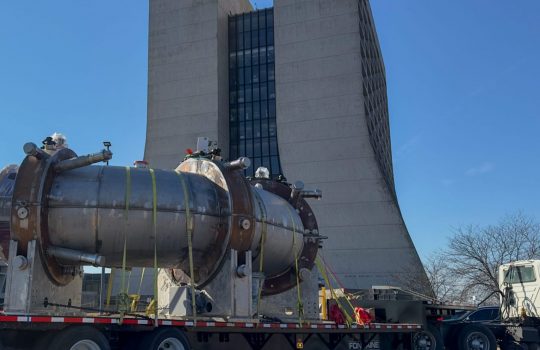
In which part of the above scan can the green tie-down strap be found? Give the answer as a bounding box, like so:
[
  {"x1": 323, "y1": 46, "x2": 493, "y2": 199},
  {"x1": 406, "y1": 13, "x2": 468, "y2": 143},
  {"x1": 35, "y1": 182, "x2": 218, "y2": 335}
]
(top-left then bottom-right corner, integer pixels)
[
  {"x1": 177, "y1": 170, "x2": 197, "y2": 321},
  {"x1": 253, "y1": 190, "x2": 268, "y2": 315},
  {"x1": 149, "y1": 169, "x2": 159, "y2": 325},
  {"x1": 285, "y1": 205, "x2": 304, "y2": 325},
  {"x1": 119, "y1": 166, "x2": 132, "y2": 324},
  {"x1": 315, "y1": 256, "x2": 354, "y2": 326}
]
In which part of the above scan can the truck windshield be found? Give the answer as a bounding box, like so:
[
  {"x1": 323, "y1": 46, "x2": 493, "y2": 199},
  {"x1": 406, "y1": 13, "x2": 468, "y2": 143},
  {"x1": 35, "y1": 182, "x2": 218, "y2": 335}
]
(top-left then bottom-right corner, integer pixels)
[{"x1": 503, "y1": 266, "x2": 536, "y2": 284}]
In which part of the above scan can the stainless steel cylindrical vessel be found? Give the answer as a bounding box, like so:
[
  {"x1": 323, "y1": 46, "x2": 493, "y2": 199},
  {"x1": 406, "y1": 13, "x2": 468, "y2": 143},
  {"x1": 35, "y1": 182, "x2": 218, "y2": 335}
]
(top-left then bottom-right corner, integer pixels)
[
  {"x1": 11, "y1": 145, "x2": 319, "y2": 293},
  {"x1": 250, "y1": 187, "x2": 305, "y2": 277},
  {"x1": 47, "y1": 165, "x2": 230, "y2": 281}
]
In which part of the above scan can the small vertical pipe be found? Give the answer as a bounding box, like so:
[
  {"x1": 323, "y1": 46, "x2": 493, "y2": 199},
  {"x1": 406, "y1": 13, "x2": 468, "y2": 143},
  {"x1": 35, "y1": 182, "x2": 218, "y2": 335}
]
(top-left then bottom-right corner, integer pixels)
[{"x1": 103, "y1": 141, "x2": 111, "y2": 166}]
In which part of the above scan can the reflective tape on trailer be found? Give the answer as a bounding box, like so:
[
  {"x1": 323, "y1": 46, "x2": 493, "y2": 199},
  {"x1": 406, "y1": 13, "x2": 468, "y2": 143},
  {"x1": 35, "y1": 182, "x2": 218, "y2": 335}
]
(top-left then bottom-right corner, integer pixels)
[{"x1": 0, "y1": 315, "x2": 421, "y2": 331}]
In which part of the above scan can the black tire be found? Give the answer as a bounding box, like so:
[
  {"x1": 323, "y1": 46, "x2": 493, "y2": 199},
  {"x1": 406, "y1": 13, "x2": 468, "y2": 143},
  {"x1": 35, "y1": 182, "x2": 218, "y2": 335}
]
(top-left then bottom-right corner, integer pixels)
[
  {"x1": 32, "y1": 331, "x2": 56, "y2": 350},
  {"x1": 138, "y1": 328, "x2": 190, "y2": 350},
  {"x1": 47, "y1": 326, "x2": 110, "y2": 350},
  {"x1": 413, "y1": 323, "x2": 444, "y2": 350},
  {"x1": 457, "y1": 324, "x2": 497, "y2": 350}
]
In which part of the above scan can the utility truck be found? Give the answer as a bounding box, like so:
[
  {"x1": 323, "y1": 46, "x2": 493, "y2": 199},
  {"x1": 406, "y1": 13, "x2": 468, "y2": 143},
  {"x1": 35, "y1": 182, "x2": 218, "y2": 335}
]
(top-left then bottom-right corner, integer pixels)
[{"x1": 0, "y1": 138, "x2": 473, "y2": 350}]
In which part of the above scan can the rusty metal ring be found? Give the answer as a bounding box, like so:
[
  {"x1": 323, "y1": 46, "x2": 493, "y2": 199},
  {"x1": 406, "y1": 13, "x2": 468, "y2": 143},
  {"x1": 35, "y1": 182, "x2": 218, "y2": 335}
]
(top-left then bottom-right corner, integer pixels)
[
  {"x1": 250, "y1": 179, "x2": 320, "y2": 296},
  {"x1": 11, "y1": 148, "x2": 78, "y2": 286},
  {"x1": 174, "y1": 157, "x2": 257, "y2": 288}
]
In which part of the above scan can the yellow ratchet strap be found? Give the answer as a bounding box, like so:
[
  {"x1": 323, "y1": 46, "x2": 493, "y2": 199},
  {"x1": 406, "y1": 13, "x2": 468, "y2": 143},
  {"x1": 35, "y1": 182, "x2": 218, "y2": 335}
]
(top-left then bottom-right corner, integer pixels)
[
  {"x1": 315, "y1": 256, "x2": 354, "y2": 326},
  {"x1": 253, "y1": 190, "x2": 267, "y2": 315},
  {"x1": 105, "y1": 268, "x2": 115, "y2": 308},
  {"x1": 119, "y1": 166, "x2": 132, "y2": 324},
  {"x1": 177, "y1": 171, "x2": 197, "y2": 321},
  {"x1": 324, "y1": 256, "x2": 358, "y2": 324},
  {"x1": 286, "y1": 205, "x2": 304, "y2": 325},
  {"x1": 149, "y1": 169, "x2": 159, "y2": 326}
]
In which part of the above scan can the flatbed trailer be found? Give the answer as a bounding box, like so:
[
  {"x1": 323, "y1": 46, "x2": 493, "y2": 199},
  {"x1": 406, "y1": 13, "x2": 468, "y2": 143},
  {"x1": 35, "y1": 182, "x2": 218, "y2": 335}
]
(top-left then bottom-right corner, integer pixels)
[
  {"x1": 0, "y1": 289, "x2": 481, "y2": 350},
  {"x1": 0, "y1": 313, "x2": 423, "y2": 350}
]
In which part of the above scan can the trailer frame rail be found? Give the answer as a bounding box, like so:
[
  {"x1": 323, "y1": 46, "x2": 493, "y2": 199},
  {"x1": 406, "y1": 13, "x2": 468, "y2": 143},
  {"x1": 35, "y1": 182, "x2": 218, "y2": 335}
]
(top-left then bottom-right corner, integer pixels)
[{"x1": 0, "y1": 314, "x2": 421, "y2": 333}]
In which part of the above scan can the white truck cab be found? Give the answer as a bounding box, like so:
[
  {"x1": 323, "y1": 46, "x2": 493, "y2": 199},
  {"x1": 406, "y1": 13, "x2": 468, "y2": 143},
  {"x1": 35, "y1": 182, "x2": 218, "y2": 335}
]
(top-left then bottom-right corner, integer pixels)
[{"x1": 499, "y1": 260, "x2": 540, "y2": 319}]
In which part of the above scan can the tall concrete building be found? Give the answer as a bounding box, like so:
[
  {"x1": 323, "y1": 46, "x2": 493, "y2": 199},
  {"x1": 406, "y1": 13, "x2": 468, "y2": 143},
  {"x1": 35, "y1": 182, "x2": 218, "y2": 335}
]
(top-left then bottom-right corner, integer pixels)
[{"x1": 145, "y1": 0, "x2": 427, "y2": 289}]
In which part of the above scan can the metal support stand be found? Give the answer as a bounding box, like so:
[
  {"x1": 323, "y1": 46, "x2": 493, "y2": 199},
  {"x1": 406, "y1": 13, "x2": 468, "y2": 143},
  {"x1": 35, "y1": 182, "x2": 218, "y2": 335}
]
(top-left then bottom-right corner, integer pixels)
[
  {"x1": 3, "y1": 240, "x2": 82, "y2": 315},
  {"x1": 159, "y1": 249, "x2": 254, "y2": 319}
]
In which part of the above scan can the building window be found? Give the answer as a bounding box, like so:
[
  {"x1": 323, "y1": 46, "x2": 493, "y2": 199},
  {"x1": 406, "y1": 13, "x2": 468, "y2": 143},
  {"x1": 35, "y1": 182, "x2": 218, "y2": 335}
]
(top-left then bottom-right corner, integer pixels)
[
  {"x1": 229, "y1": 9, "x2": 283, "y2": 178},
  {"x1": 358, "y1": 0, "x2": 395, "y2": 192}
]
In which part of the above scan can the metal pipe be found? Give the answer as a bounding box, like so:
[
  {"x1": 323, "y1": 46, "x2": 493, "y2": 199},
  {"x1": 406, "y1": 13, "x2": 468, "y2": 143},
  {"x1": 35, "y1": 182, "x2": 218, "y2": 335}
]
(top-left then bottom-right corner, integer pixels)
[
  {"x1": 54, "y1": 150, "x2": 112, "y2": 172},
  {"x1": 289, "y1": 181, "x2": 322, "y2": 200},
  {"x1": 23, "y1": 142, "x2": 49, "y2": 159},
  {"x1": 47, "y1": 246, "x2": 106, "y2": 266},
  {"x1": 299, "y1": 189, "x2": 322, "y2": 199},
  {"x1": 290, "y1": 181, "x2": 304, "y2": 204},
  {"x1": 225, "y1": 157, "x2": 251, "y2": 170}
]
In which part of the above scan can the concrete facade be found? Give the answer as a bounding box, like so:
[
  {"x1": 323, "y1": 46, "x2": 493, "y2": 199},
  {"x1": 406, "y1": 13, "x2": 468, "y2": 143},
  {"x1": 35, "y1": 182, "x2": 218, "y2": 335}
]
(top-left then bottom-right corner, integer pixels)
[
  {"x1": 145, "y1": 0, "x2": 252, "y2": 168},
  {"x1": 273, "y1": 0, "x2": 425, "y2": 288},
  {"x1": 145, "y1": 0, "x2": 428, "y2": 290}
]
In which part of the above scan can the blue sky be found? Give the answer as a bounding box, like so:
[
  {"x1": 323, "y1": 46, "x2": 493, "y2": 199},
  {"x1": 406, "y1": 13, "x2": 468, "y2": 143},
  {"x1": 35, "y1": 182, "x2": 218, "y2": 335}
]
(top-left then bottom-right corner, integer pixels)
[{"x1": 1, "y1": 1, "x2": 539, "y2": 259}]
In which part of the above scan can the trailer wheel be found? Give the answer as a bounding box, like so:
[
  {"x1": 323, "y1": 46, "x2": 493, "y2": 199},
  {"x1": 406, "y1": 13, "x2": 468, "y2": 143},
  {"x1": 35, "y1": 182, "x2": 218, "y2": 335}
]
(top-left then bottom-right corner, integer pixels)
[
  {"x1": 138, "y1": 328, "x2": 190, "y2": 350},
  {"x1": 457, "y1": 324, "x2": 497, "y2": 350},
  {"x1": 413, "y1": 324, "x2": 443, "y2": 350},
  {"x1": 32, "y1": 332, "x2": 55, "y2": 350},
  {"x1": 48, "y1": 326, "x2": 110, "y2": 350}
]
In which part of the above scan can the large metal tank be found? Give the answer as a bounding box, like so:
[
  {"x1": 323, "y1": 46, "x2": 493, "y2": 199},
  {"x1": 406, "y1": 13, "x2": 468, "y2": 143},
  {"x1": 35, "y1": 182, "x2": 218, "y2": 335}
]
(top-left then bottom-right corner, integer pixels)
[{"x1": 10, "y1": 143, "x2": 320, "y2": 294}]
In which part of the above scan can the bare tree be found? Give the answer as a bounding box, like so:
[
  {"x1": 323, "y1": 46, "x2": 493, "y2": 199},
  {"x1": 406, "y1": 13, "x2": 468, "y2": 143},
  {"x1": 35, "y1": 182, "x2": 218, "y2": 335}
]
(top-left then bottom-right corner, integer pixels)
[
  {"x1": 395, "y1": 258, "x2": 435, "y2": 298},
  {"x1": 444, "y1": 212, "x2": 540, "y2": 302},
  {"x1": 422, "y1": 253, "x2": 466, "y2": 303}
]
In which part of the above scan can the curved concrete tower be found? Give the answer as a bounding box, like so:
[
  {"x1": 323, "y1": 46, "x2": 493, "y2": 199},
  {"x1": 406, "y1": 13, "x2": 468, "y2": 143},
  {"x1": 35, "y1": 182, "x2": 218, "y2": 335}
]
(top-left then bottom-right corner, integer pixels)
[{"x1": 145, "y1": 0, "x2": 428, "y2": 291}]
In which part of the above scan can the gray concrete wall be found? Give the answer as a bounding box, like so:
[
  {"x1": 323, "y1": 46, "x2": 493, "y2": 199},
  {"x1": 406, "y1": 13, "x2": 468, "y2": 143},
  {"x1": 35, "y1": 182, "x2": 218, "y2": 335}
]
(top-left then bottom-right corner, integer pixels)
[
  {"x1": 145, "y1": 0, "x2": 252, "y2": 169},
  {"x1": 273, "y1": 0, "x2": 427, "y2": 289}
]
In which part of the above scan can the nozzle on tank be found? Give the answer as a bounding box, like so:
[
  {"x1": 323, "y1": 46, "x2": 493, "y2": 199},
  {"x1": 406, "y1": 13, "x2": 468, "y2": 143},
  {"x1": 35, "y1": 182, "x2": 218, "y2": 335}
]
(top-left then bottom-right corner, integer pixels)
[
  {"x1": 48, "y1": 246, "x2": 106, "y2": 267},
  {"x1": 23, "y1": 142, "x2": 49, "y2": 160},
  {"x1": 225, "y1": 157, "x2": 251, "y2": 171},
  {"x1": 54, "y1": 150, "x2": 113, "y2": 172},
  {"x1": 291, "y1": 181, "x2": 322, "y2": 202}
]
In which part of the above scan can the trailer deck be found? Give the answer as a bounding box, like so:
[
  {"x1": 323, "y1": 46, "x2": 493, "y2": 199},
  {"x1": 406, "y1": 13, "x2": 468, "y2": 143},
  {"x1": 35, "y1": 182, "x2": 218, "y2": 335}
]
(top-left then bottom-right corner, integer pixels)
[
  {"x1": 0, "y1": 312, "x2": 423, "y2": 349},
  {"x1": 0, "y1": 313, "x2": 422, "y2": 332}
]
